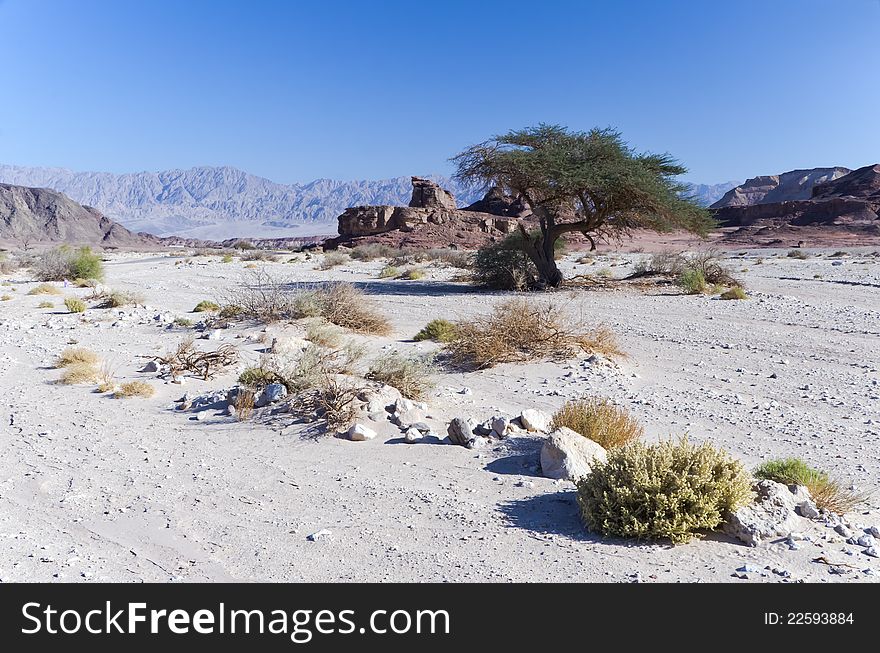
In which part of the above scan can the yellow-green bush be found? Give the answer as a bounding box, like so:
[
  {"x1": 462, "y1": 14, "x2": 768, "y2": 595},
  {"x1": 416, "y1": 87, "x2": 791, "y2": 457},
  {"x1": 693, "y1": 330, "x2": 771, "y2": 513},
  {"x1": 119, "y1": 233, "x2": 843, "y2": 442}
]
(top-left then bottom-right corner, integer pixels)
[
  {"x1": 551, "y1": 398, "x2": 643, "y2": 449},
  {"x1": 377, "y1": 265, "x2": 400, "y2": 279},
  {"x1": 413, "y1": 318, "x2": 456, "y2": 343},
  {"x1": 366, "y1": 351, "x2": 436, "y2": 400},
  {"x1": 64, "y1": 297, "x2": 87, "y2": 313},
  {"x1": 720, "y1": 286, "x2": 748, "y2": 300},
  {"x1": 577, "y1": 438, "x2": 753, "y2": 543},
  {"x1": 114, "y1": 381, "x2": 155, "y2": 398},
  {"x1": 28, "y1": 283, "x2": 62, "y2": 296},
  {"x1": 193, "y1": 300, "x2": 220, "y2": 312},
  {"x1": 755, "y1": 457, "x2": 864, "y2": 514},
  {"x1": 676, "y1": 269, "x2": 707, "y2": 294}
]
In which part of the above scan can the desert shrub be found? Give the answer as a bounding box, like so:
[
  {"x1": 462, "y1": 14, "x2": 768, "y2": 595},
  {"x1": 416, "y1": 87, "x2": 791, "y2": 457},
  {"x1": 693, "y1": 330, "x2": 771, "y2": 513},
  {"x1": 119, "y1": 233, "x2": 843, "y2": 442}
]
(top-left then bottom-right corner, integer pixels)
[
  {"x1": 413, "y1": 318, "x2": 457, "y2": 343},
  {"x1": 366, "y1": 351, "x2": 436, "y2": 400},
  {"x1": 400, "y1": 268, "x2": 425, "y2": 280},
  {"x1": 28, "y1": 283, "x2": 62, "y2": 296},
  {"x1": 33, "y1": 246, "x2": 104, "y2": 282},
  {"x1": 193, "y1": 300, "x2": 220, "y2": 312},
  {"x1": 241, "y1": 250, "x2": 278, "y2": 262},
  {"x1": 377, "y1": 265, "x2": 401, "y2": 279},
  {"x1": 471, "y1": 235, "x2": 537, "y2": 291},
  {"x1": 220, "y1": 269, "x2": 294, "y2": 322},
  {"x1": 720, "y1": 286, "x2": 748, "y2": 300},
  {"x1": 305, "y1": 319, "x2": 343, "y2": 348},
  {"x1": 101, "y1": 290, "x2": 143, "y2": 308},
  {"x1": 0, "y1": 295, "x2": 11, "y2": 301},
  {"x1": 445, "y1": 298, "x2": 622, "y2": 369},
  {"x1": 233, "y1": 387, "x2": 255, "y2": 420},
  {"x1": 754, "y1": 458, "x2": 865, "y2": 514},
  {"x1": 114, "y1": 381, "x2": 155, "y2": 399},
  {"x1": 309, "y1": 283, "x2": 391, "y2": 335},
  {"x1": 64, "y1": 297, "x2": 87, "y2": 313},
  {"x1": 153, "y1": 338, "x2": 238, "y2": 380},
  {"x1": 232, "y1": 240, "x2": 256, "y2": 250},
  {"x1": 239, "y1": 365, "x2": 284, "y2": 388},
  {"x1": 55, "y1": 347, "x2": 99, "y2": 368},
  {"x1": 37, "y1": 300, "x2": 54, "y2": 308},
  {"x1": 632, "y1": 250, "x2": 687, "y2": 277},
  {"x1": 291, "y1": 375, "x2": 362, "y2": 433},
  {"x1": 577, "y1": 438, "x2": 753, "y2": 543},
  {"x1": 596, "y1": 267, "x2": 612, "y2": 278},
  {"x1": 349, "y1": 244, "x2": 396, "y2": 261},
  {"x1": 221, "y1": 254, "x2": 234, "y2": 263},
  {"x1": 685, "y1": 250, "x2": 738, "y2": 285},
  {"x1": 73, "y1": 278, "x2": 98, "y2": 288},
  {"x1": 421, "y1": 248, "x2": 471, "y2": 268},
  {"x1": 787, "y1": 249, "x2": 809, "y2": 259},
  {"x1": 58, "y1": 362, "x2": 100, "y2": 385},
  {"x1": 551, "y1": 398, "x2": 643, "y2": 449},
  {"x1": 174, "y1": 317, "x2": 193, "y2": 327},
  {"x1": 318, "y1": 251, "x2": 349, "y2": 270},
  {"x1": 829, "y1": 250, "x2": 848, "y2": 258},
  {"x1": 676, "y1": 269, "x2": 706, "y2": 294}
]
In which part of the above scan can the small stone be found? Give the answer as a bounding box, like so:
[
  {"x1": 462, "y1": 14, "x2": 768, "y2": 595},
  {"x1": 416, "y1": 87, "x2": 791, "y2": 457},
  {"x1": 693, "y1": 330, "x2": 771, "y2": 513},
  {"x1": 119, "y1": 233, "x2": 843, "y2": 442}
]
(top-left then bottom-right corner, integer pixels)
[
  {"x1": 796, "y1": 499, "x2": 820, "y2": 520},
  {"x1": 447, "y1": 417, "x2": 475, "y2": 447},
  {"x1": 195, "y1": 412, "x2": 207, "y2": 421},
  {"x1": 467, "y1": 436, "x2": 490, "y2": 449},
  {"x1": 141, "y1": 360, "x2": 159, "y2": 373},
  {"x1": 865, "y1": 546, "x2": 879, "y2": 558},
  {"x1": 404, "y1": 428, "x2": 423, "y2": 443},
  {"x1": 857, "y1": 534, "x2": 877, "y2": 548},
  {"x1": 348, "y1": 423, "x2": 377, "y2": 441},
  {"x1": 737, "y1": 564, "x2": 761, "y2": 574},
  {"x1": 255, "y1": 382, "x2": 287, "y2": 408},
  {"x1": 835, "y1": 524, "x2": 853, "y2": 538},
  {"x1": 867, "y1": 526, "x2": 880, "y2": 538},
  {"x1": 459, "y1": 387, "x2": 472, "y2": 395},
  {"x1": 307, "y1": 529, "x2": 331, "y2": 541},
  {"x1": 520, "y1": 409, "x2": 551, "y2": 432}
]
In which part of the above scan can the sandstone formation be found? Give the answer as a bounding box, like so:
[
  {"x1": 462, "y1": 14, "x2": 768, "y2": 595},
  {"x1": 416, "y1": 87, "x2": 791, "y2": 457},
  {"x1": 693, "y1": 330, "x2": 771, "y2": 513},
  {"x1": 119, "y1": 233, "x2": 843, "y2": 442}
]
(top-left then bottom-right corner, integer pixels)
[
  {"x1": 326, "y1": 178, "x2": 529, "y2": 249},
  {"x1": 0, "y1": 183, "x2": 154, "y2": 247},
  {"x1": 714, "y1": 164, "x2": 880, "y2": 243}
]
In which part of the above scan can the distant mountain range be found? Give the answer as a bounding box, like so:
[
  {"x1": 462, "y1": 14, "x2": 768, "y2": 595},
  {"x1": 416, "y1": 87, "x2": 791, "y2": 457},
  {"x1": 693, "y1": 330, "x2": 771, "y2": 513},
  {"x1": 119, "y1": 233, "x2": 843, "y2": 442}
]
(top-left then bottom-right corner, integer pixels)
[{"x1": 0, "y1": 163, "x2": 739, "y2": 240}]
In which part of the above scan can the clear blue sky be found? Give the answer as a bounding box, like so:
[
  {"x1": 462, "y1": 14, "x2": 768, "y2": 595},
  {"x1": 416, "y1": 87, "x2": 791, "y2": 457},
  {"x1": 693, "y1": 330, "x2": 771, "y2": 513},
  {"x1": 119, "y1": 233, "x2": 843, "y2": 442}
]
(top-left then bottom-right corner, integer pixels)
[{"x1": 1, "y1": 0, "x2": 877, "y2": 184}]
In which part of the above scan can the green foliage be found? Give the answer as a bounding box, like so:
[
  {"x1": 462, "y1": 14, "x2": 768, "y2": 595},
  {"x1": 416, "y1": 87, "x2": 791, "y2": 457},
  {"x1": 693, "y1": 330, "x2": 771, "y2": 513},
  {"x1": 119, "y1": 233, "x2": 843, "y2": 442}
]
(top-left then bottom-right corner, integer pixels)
[
  {"x1": 193, "y1": 300, "x2": 221, "y2": 312},
  {"x1": 413, "y1": 318, "x2": 457, "y2": 343},
  {"x1": 755, "y1": 458, "x2": 826, "y2": 486},
  {"x1": 377, "y1": 265, "x2": 401, "y2": 279},
  {"x1": 400, "y1": 267, "x2": 425, "y2": 280},
  {"x1": 720, "y1": 286, "x2": 748, "y2": 300},
  {"x1": 64, "y1": 297, "x2": 86, "y2": 313},
  {"x1": 221, "y1": 254, "x2": 234, "y2": 263},
  {"x1": 551, "y1": 398, "x2": 643, "y2": 449},
  {"x1": 676, "y1": 269, "x2": 707, "y2": 294},
  {"x1": 471, "y1": 234, "x2": 537, "y2": 290},
  {"x1": 174, "y1": 317, "x2": 193, "y2": 327},
  {"x1": 577, "y1": 438, "x2": 753, "y2": 543},
  {"x1": 239, "y1": 366, "x2": 283, "y2": 389},
  {"x1": 366, "y1": 351, "x2": 436, "y2": 400},
  {"x1": 34, "y1": 246, "x2": 104, "y2": 282}
]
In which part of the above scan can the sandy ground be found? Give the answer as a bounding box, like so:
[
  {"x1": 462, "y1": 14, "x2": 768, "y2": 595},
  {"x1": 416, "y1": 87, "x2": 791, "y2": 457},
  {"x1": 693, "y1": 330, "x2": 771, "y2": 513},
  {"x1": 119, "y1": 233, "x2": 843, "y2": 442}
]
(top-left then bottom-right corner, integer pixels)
[{"x1": 1, "y1": 246, "x2": 879, "y2": 583}]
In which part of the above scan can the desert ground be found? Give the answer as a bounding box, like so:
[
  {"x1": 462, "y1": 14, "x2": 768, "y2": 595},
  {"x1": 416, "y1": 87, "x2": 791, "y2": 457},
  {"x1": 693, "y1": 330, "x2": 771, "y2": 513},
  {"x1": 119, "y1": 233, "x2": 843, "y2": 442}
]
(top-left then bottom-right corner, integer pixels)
[{"x1": 1, "y1": 246, "x2": 878, "y2": 583}]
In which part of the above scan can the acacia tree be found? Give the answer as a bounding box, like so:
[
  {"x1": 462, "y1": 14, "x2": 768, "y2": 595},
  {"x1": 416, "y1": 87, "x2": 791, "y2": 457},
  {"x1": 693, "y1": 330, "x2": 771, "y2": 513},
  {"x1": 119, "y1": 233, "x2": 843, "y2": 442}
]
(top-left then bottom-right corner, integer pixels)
[{"x1": 452, "y1": 125, "x2": 713, "y2": 288}]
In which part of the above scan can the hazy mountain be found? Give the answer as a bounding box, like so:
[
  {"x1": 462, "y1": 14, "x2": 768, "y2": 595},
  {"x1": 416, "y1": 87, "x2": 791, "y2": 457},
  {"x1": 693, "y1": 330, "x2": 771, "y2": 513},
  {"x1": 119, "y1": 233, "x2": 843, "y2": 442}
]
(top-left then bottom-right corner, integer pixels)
[
  {"x1": 684, "y1": 181, "x2": 742, "y2": 207},
  {"x1": 0, "y1": 164, "x2": 483, "y2": 239},
  {"x1": 710, "y1": 167, "x2": 851, "y2": 209}
]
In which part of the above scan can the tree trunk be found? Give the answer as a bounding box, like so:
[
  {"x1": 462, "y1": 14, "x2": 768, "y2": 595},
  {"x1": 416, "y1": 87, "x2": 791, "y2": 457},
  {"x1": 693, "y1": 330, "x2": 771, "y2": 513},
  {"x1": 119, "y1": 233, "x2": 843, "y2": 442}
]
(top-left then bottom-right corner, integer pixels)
[{"x1": 521, "y1": 230, "x2": 564, "y2": 289}]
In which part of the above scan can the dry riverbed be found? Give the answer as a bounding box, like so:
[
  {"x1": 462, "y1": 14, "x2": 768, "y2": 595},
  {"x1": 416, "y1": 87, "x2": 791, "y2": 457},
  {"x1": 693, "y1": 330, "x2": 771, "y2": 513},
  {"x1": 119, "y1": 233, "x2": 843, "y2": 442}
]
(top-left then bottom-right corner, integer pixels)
[{"x1": 0, "y1": 247, "x2": 878, "y2": 583}]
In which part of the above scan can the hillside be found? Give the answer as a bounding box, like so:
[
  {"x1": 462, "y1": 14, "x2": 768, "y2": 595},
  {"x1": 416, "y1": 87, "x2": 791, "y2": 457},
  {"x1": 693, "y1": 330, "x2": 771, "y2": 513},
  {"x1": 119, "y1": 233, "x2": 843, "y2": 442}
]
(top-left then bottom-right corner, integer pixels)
[{"x1": 0, "y1": 183, "x2": 152, "y2": 247}]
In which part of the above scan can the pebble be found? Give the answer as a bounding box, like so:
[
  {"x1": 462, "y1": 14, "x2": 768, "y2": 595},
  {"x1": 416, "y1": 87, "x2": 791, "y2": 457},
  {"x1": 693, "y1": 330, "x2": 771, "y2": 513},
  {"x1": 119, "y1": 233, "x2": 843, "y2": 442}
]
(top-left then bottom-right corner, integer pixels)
[{"x1": 307, "y1": 529, "x2": 332, "y2": 542}]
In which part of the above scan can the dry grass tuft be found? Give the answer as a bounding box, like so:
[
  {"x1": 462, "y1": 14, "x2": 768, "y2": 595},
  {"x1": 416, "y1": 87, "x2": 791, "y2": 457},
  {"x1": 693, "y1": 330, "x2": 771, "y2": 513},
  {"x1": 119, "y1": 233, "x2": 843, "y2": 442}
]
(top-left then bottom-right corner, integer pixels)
[
  {"x1": 56, "y1": 347, "x2": 99, "y2": 368},
  {"x1": 233, "y1": 387, "x2": 255, "y2": 420},
  {"x1": 28, "y1": 283, "x2": 62, "y2": 296},
  {"x1": 755, "y1": 458, "x2": 868, "y2": 514},
  {"x1": 193, "y1": 300, "x2": 221, "y2": 313},
  {"x1": 551, "y1": 398, "x2": 643, "y2": 449},
  {"x1": 445, "y1": 298, "x2": 622, "y2": 369},
  {"x1": 317, "y1": 251, "x2": 349, "y2": 270},
  {"x1": 37, "y1": 300, "x2": 54, "y2": 308},
  {"x1": 64, "y1": 297, "x2": 87, "y2": 313},
  {"x1": 366, "y1": 351, "x2": 436, "y2": 400},
  {"x1": 59, "y1": 362, "x2": 100, "y2": 385},
  {"x1": 114, "y1": 381, "x2": 155, "y2": 398},
  {"x1": 152, "y1": 338, "x2": 238, "y2": 380}
]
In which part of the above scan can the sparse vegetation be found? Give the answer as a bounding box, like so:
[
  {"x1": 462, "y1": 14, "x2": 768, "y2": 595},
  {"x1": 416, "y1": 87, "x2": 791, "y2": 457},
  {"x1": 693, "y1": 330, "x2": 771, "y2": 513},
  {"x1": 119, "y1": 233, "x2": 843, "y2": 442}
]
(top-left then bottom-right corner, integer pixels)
[
  {"x1": 577, "y1": 438, "x2": 753, "y2": 543},
  {"x1": 64, "y1": 297, "x2": 87, "y2": 313},
  {"x1": 37, "y1": 300, "x2": 54, "y2": 308},
  {"x1": 754, "y1": 458, "x2": 866, "y2": 514},
  {"x1": 241, "y1": 250, "x2": 279, "y2": 262},
  {"x1": 28, "y1": 283, "x2": 62, "y2": 296},
  {"x1": 193, "y1": 300, "x2": 221, "y2": 313},
  {"x1": 413, "y1": 318, "x2": 457, "y2": 343},
  {"x1": 676, "y1": 269, "x2": 707, "y2": 294},
  {"x1": 305, "y1": 319, "x2": 343, "y2": 348},
  {"x1": 551, "y1": 398, "x2": 644, "y2": 449},
  {"x1": 400, "y1": 268, "x2": 425, "y2": 280},
  {"x1": 33, "y1": 246, "x2": 104, "y2": 282},
  {"x1": 471, "y1": 234, "x2": 538, "y2": 291},
  {"x1": 100, "y1": 289, "x2": 143, "y2": 308},
  {"x1": 445, "y1": 298, "x2": 621, "y2": 369},
  {"x1": 232, "y1": 387, "x2": 255, "y2": 420},
  {"x1": 720, "y1": 286, "x2": 748, "y2": 300},
  {"x1": 152, "y1": 338, "x2": 238, "y2": 380},
  {"x1": 349, "y1": 244, "x2": 396, "y2": 261},
  {"x1": 221, "y1": 254, "x2": 234, "y2": 263},
  {"x1": 302, "y1": 283, "x2": 391, "y2": 335},
  {"x1": 55, "y1": 347, "x2": 99, "y2": 368},
  {"x1": 0, "y1": 294, "x2": 11, "y2": 301},
  {"x1": 114, "y1": 381, "x2": 155, "y2": 399},
  {"x1": 787, "y1": 249, "x2": 809, "y2": 260},
  {"x1": 377, "y1": 265, "x2": 401, "y2": 279},
  {"x1": 366, "y1": 351, "x2": 436, "y2": 400},
  {"x1": 58, "y1": 362, "x2": 100, "y2": 385},
  {"x1": 318, "y1": 251, "x2": 349, "y2": 270},
  {"x1": 174, "y1": 317, "x2": 193, "y2": 327}
]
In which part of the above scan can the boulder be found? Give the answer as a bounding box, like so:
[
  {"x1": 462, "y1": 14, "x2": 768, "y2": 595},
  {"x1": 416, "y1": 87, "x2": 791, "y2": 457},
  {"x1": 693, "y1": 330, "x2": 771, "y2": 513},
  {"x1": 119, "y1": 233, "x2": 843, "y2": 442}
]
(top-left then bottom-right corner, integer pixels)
[
  {"x1": 723, "y1": 480, "x2": 805, "y2": 546},
  {"x1": 447, "y1": 417, "x2": 476, "y2": 447},
  {"x1": 491, "y1": 415, "x2": 511, "y2": 437},
  {"x1": 141, "y1": 360, "x2": 159, "y2": 373},
  {"x1": 390, "y1": 397, "x2": 428, "y2": 428},
  {"x1": 348, "y1": 423, "x2": 377, "y2": 441},
  {"x1": 540, "y1": 427, "x2": 607, "y2": 481},
  {"x1": 409, "y1": 177, "x2": 457, "y2": 210},
  {"x1": 520, "y1": 409, "x2": 551, "y2": 432},
  {"x1": 254, "y1": 382, "x2": 288, "y2": 408},
  {"x1": 404, "y1": 428, "x2": 423, "y2": 443},
  {"x1": 358, "y1": 384, "x2": 403, "y2": 414}
]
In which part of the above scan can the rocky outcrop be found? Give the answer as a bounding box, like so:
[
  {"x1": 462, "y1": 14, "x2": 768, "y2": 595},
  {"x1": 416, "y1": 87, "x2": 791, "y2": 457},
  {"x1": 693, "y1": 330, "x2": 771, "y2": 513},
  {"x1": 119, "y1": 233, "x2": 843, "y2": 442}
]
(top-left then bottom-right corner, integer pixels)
[
  {"x1": 462, "y1": 186, "x2": 531, "y2": 217},
  {"x1": 0, "y1": 183, "x2": 154, "y2": 247},
  {"x1": 327, "y1": 179, "x2": 529, "y2": 249},
  {"x1": 714, "y1": 165, "x2": 880, "y2": 242}
]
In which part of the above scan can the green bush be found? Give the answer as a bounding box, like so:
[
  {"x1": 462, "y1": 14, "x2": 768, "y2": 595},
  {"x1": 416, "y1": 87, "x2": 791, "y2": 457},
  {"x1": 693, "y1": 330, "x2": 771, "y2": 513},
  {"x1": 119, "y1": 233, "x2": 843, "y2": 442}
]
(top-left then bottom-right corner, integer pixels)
[
  {"x1": 413, "y1": 318, "x2": 457, "y2": 343},
  {"x1": 577, "y1": 438, "x2": 753, "y2": 543},
  {"x1": 471, "y1": 234, "x2": 537, "y2": 291},
  {"x1": 400, "y1": 267, "x2": 425, "y2": 280},
  {"x1": 64, "y1": 297, "x2": 87, "y2": 313},
  {"x1": 193, "y1": 300, "x2": 221, "y2": 312},
  {"x1": 676, "y1": 269, "x2": 707, "y2": 294},
  {"x1": 720, "y1": 286, "x2": 748, "y2": 300},
  {"x1": 377, "y1": 265, "x2": 401, "y2": 279},
  {"x1": 34, "y1": 246, "x2": 104, "y2": 281},
  {"x1": 755, "y1": 458, "x2": 825, "y2": 486}
]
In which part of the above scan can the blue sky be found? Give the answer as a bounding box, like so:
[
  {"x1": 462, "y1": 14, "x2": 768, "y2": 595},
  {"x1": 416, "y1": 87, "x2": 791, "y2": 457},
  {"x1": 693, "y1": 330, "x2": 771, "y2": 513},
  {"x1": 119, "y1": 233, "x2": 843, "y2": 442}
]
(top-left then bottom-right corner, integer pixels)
[{"x1": 1, "y1": 0, "x2": 877, "y2": 184}]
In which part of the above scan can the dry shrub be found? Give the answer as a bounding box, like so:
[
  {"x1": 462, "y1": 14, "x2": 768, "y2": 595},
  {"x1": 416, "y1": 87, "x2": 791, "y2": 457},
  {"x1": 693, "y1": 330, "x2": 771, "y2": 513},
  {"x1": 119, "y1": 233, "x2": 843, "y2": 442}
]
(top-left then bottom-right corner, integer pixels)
[
  {"x1": 312, "y1": 283, "x2": 390, "y2": 335},
  {"x1": 0, "y1": 294, "x2": 11, "y2": 301},
  {"x1": 33, "y1": 246, "x2": 104, "y2": 282},
  {"x1": 632, "y1": 250, "x2": 687, "y2": 277},
  {"x1": 400, "y1": 268, "x2": 425, "y2": 280},
  {"x1": 687, "y1": 250, "x2": 738, "y2": 286},
  {"x1": 317, "y1": 251, "x2": 349, "y2": 270},
  {"x1": 366, "y1": 351, "x2": 436, "y2": 400},
  {"x1": 37, "y1": 300, "x2": 54, "y2": 308},
  {"x1": 349, "y1": 244, "x2": 396, "y2": 261},
  {"x1": 193, "y1": 300, "x2": 220, "y2": 312},
  {"x1": 377, "y1": 265, "x2": 400, "y2": 279},
  {"x1": 577, "y1": 438, "x2": 753, "y2": 544},
  {"x1": 787, "y1": 249, "x2": 809, "y2": 260},
  {"x1": 56, "y1": 347, "x2": 99, "y2": 368},
  {"x1": 720, "y1": 286, "x2": 748, "y2": 300},
  {"x1": 305, "y1": 319, "x2": 343, "y2": 348},
  {"x1": 100, "y1": 290, "x2": 143, "y2": 308},
  {"x1": 551, "y1": 398, "x2": 643, "y2": 449},
  {"x1": 28, "y1": 283, "x2": 62, "y2": 296},
  {"x1": 241, "y1": 250, "x2": 279, "y2": 262},
  {"x1": 59, "y1": 362, "x2": 100, "y2": 385},
  {"x1": 445, "y1": 298, "x2": 622, "y2": 369},
  {"x1": 413, "y1": 318, "x2": 457, "y2": 343},
  {"x1": 233, "y1": 387, "x2": 255, "y2": 420},
  {"x1": 245, "y1": 344, "x2": 364, "y2": 394},
  {"x1": 114, "y1": 381, "x2": 155, "y2": 398},
  {"x1": 221, "y1": 269, "x2": 294, "y2": 322},
  {"x1": 755, "y1": 458, "x2": 867, "y2": 514},
  {"x1": 152, "y1": 338, "x2": 238, "y2": 380}
]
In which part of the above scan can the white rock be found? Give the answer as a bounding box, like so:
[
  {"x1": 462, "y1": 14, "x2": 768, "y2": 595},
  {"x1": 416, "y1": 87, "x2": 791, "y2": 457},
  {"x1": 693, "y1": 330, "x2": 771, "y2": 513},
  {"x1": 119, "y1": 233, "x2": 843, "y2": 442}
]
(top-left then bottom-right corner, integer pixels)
[
  {"x1": 857, "y1": 534, "x2": 877, "y2": 548},
  {"x1": 254, "y1": 382, "x2": 287, "y2": 408},
  {"x1": 724, "y1": 480, "x2": 805, "y2": 547},
  {"x1": 404, "y1": 428, "x2": 423, "y2": 443},
  {"x1": 307, "y1": 529, "x2": 332, "y2": 541},
  {"x1": 358, "y1": 385, "x2": 403, "y2": 414},
  {"x1": 490, "y1": 415, "x2": 511, "y2": 437},
  {"x1": 348, "y1": 423, "x2": 377, "y2": 441},
  {"x1": 867, "y1": 526, "x2": 880, "y2": 538},
  {"x1": 520, "y1": 409, "x2": 551, "y2": 432},
  {"x1": 467, "y1": 436, "x2": 490, "y2": 449},
  {"x1": 540, "y1": 427, "x2": 607, "y2": 481},
  {"x1": 865, "y1": 546, "x2": 879, "y2": 558}
]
